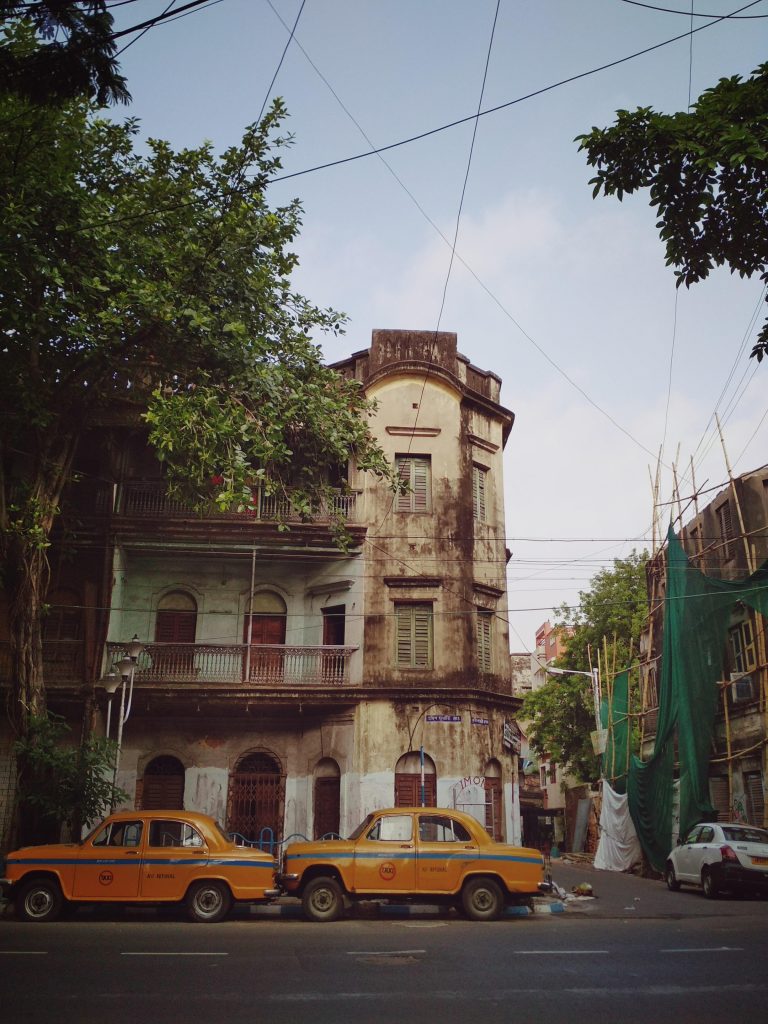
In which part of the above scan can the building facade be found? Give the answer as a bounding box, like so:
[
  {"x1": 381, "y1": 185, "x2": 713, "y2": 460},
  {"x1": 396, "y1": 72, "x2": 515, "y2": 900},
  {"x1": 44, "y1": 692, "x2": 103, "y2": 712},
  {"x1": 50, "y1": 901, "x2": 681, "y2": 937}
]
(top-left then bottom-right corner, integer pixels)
[
  {"x1": 1, "y1": 329, "x2": 524, "y2": 850},
  {"x1": 639, "y1": 464, "x2": 768, "y2": 830}
]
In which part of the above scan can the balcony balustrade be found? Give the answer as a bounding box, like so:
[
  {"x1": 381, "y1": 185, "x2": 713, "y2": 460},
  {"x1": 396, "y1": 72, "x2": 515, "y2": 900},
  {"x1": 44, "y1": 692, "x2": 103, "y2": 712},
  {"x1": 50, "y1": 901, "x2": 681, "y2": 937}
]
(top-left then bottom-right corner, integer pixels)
[
  {"x1": 116, "y1": 481, "x2": 358, "y2": 523},
  {"x1": 105, "y1": 642, "x2": 357, "y2": 687}
]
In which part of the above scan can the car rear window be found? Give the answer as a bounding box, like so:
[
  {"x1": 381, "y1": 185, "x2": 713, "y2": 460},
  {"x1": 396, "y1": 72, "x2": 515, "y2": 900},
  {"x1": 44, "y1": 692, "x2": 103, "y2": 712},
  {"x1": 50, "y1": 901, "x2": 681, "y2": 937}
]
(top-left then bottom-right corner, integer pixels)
[{"x1": 722, "y1": 827, "x2": 768, "y2": 844}]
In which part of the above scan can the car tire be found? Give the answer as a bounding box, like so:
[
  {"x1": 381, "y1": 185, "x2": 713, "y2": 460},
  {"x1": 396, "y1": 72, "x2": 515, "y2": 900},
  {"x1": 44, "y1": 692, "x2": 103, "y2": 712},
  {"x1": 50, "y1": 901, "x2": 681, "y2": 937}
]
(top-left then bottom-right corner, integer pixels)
[
  {"x1": 17, "y1": 878, "x2": 64, "y2": 923},
  {"x1": 185, "y1": 880, "x2": 232, "y2": 923},
  {"x1": 302, "y1": 876, "x2": 344, "y2": 922},
  {"x1": 461, "y1": 877, "x2": 504, "y2": 921},
  {"x1": 702, "y1": 868, "x2": 718, "y2": 899},
  {"x1": 665, "y1": 862, "x2": 681, "y2": 892}
]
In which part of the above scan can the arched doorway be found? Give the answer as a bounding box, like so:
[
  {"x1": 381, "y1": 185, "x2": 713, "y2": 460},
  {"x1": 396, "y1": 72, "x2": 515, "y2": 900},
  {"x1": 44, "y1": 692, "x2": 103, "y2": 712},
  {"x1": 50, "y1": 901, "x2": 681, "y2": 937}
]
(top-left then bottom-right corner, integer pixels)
[
  {"x1": 394, "y1": 751, "x2": 437, "y2": 807},
  {"x1": 227, "y1": 751, "x2": 284, "y2": 847},
  {"x1": 313, "y1": 759, "x2": 341, "y2": 839},
  {"x1": 485, "y1": 759, "x2": 503, "y2": 841},
  {"x1": 141, "y1": 755, "x2": 185, "y2": 810},
  {"x1": 243, "y1": 591, "x2": 287, "y2": 683}
]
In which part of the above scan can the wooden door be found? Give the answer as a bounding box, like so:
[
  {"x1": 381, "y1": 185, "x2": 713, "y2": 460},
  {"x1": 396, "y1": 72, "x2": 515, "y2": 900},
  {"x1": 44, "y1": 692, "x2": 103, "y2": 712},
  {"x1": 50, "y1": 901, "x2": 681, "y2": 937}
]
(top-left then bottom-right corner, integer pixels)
[{"x1": 314, "y1": 776, "x2": 341, "y2": 839}]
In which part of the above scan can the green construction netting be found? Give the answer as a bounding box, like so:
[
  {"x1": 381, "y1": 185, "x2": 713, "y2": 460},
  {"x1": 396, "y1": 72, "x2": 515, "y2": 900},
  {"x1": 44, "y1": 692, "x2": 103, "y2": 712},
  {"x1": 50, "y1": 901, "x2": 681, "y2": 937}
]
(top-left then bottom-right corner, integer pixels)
[
  {"x1": 601, "y1": 670, "x2": 630, "y2": 794},
  {"x1": 628, "y1": 526, "x2": 768, "y2": 872}
]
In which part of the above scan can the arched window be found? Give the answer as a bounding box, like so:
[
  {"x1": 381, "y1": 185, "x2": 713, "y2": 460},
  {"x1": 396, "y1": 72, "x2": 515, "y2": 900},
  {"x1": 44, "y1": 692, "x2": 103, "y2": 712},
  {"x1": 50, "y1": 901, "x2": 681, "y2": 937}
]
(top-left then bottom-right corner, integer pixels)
[
  {"x1": 313, "y1": 759, "x2": 341, "y2": 839},
  {"x1": 141, "y1": 755, "x2": 185, "y2": 810},
  {"x1": 227, "y1": 751, "x2": 285, "y2": 848},
  {"x1": 394, "y1": 750, "x2": 437, "y2": 807},
  {"x1": 155, "y1": 591, "x2": 197, "y2": 644}
]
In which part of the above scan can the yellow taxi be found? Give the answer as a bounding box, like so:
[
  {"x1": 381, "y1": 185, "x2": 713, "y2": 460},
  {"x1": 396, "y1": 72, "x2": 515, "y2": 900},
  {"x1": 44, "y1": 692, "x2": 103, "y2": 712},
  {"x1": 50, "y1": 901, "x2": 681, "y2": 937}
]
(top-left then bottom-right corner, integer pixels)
[
  {"x1": 279, "y1": 807, "x2": 546, "y2": 921},
  {"x1": 1, "y1": 809, "x2": 279, "y2": 922}
]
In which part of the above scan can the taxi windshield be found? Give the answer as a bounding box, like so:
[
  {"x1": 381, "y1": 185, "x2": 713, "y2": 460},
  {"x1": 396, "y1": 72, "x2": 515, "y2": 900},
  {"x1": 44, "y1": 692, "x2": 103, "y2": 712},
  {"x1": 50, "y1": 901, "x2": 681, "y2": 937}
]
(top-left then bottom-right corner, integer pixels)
[{"x1": 347, "y1": 814, "x2": 375, "y2": 841}]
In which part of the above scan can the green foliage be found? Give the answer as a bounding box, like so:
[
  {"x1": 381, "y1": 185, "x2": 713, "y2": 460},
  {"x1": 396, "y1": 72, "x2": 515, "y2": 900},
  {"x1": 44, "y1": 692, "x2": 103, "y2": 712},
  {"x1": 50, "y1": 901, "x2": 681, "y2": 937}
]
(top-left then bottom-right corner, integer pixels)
[
  {"x1": 577, "y1": 63, "x2": 768, "y2": 360},
  {"x1": 0, "y1": 87, "x2": 393, "y2": 545},
  {"x1": 0, "y1": 5, "x2": 129, "y2": 105},
  {"x1": 522, "y1": 675, "x2": 600, "y2": 784},
  {"x1": 14, "y1": 713, "x2": 128, "y2": 831},
  {"x1": 522, "y1": 551, "x2": 648, "y2": 783}
]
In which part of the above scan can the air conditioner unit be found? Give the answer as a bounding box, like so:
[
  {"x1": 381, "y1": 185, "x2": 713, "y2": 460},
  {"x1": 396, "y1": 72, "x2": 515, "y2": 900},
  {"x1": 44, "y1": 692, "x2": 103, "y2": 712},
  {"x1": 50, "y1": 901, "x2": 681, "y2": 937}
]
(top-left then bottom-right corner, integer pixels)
[{"x1": 730, "y1": 672, "x2": 754, "y2": 702}]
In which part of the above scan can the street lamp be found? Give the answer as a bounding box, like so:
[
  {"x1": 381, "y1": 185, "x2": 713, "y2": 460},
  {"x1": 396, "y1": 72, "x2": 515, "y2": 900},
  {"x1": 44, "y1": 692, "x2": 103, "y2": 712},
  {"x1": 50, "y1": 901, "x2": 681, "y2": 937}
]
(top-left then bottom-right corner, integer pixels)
[{"x1": 107, "y1": 635, "x2": 144, "y2": 810}]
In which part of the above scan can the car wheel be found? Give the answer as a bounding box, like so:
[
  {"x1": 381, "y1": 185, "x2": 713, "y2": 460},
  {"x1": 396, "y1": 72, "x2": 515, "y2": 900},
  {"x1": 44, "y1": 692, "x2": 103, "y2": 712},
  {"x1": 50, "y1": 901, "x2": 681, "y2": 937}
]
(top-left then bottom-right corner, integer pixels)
[
  {"x1": 702, "y1": 868, "x2": 718, "y2": 899},
  {"x1": 17, "y1": 878, "x2": 64, "y2": 923},
  {"x1": 461, "y1": 877, "x2": 504, "y2": 921},
  {"x1": 185, "y1": 880, "x2": 232, "y2": 923},
  {"x1": 302, "y1": 876, "x2": 343, "y2": 922},
  {"x1": 665, "y1": 862, "x2": 681, "y2": 892}
]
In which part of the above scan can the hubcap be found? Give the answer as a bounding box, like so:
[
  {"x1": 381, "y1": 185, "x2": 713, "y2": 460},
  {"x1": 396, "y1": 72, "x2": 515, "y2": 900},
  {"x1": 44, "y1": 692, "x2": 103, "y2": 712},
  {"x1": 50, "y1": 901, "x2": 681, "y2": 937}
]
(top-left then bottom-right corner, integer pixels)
[
  {"x1": 27, "y1": 890, "x2": 53, "y2": 918},
  {"x1": 197, "y1": 888, "x2": 222, "y2": 914},
  {"x1": 312, "y1": 889, "x2": 333, "y2": 911}
]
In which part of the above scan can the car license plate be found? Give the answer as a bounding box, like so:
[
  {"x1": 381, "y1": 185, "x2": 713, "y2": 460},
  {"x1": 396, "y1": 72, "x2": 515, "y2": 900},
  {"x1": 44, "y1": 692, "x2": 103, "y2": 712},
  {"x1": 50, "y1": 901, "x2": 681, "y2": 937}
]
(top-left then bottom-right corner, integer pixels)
[{"x1": 751, "y1": 856, "x2": 768, "y2": 866}]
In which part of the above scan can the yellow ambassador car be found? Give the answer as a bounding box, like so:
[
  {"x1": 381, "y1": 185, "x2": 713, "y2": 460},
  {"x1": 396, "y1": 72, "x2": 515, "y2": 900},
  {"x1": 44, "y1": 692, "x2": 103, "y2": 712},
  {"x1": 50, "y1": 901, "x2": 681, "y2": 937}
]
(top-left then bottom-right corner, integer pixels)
[
  {"x1": 280, "y1": 807, "x2": 547, "y2": 922},
  {"x1": 1, "y1": 810, "x2": 279, "y2": 923}
]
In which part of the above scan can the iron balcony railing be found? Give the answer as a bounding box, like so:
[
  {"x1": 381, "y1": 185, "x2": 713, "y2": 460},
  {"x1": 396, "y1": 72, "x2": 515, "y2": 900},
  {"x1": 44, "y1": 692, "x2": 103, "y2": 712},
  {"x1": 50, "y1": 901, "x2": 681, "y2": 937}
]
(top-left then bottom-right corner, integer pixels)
[
  {"x1": 116, "y1": 481, "x2": 359, "y2": 523},
  {"x1": 105, "y1": 642, "x2": 357, "y2": 686}
]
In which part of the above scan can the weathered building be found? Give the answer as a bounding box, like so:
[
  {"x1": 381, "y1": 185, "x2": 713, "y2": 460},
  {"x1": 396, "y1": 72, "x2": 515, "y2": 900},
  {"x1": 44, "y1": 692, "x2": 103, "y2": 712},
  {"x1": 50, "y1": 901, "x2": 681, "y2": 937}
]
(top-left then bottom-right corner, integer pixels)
[
  {"x1": 639, "y1": 464, "x2": 768, "y2": 829},
  {"x1": 1, "y1": 329, "x2": 524, "y2": 850}
]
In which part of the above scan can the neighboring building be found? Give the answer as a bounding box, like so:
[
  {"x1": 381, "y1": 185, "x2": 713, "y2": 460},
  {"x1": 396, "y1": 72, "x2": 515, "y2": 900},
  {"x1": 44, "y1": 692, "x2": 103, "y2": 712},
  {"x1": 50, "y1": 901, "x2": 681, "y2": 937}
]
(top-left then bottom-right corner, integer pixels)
[
  {"x1": 639, "y1": 464, "x2": 768, "y2": 830},
  {"x1": 0, "y1": 329, "x2": 524, "y2": 850}
]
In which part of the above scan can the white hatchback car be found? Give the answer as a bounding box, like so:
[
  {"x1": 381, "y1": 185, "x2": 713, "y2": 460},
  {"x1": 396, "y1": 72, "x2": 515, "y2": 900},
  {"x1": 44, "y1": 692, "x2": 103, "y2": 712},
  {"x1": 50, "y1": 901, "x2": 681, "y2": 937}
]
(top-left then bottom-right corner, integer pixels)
[{"x1": 665, "y1": 822, "x2": 768, "y2": 898}]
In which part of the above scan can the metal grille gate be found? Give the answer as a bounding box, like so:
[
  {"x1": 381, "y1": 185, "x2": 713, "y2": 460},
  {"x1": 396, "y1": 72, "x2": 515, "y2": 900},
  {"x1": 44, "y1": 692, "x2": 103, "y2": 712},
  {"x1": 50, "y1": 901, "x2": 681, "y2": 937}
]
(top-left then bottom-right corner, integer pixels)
[{"x1": 227, "y1": 753, "x2": 285, "y2": 847}]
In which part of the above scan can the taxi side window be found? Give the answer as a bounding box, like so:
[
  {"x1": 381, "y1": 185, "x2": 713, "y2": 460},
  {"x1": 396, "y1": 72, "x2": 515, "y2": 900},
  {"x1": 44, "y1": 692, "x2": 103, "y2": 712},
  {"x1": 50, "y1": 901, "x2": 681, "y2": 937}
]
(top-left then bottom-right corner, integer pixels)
[
  {"x1": 367, "y1": 815, "x2": 413, "y2": 842},
  {"x1": 418, "y1": 814, "x2": 471, "y2": 843},
  {"x1": 683, "y1": 826, "x2": 702, "y2": 845},
  {"x1": 92, "y1": 821, "x2": 143, "y2": 847},
  {"x1": 149, "y1": 820, "x2": 204, "y2": 848}
]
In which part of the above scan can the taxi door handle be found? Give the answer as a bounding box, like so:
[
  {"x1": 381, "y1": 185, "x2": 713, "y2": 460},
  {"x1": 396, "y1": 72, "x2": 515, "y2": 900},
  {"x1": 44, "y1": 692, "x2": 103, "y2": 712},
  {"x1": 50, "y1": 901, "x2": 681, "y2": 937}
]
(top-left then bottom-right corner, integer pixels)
[
  {"x1": 399, "y1": 844, "x2": 413, "y2": 849},
  {"x1": 123, "y1": 850, "x2": 139, "y2": 856}
]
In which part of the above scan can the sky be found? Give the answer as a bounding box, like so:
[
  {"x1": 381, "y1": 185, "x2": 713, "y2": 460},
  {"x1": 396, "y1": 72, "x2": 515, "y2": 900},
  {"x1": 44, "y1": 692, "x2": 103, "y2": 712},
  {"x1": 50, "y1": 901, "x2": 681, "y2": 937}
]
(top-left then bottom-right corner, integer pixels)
[{"x1": 109, "y1": 0, "x2": 768, "y2": 652}]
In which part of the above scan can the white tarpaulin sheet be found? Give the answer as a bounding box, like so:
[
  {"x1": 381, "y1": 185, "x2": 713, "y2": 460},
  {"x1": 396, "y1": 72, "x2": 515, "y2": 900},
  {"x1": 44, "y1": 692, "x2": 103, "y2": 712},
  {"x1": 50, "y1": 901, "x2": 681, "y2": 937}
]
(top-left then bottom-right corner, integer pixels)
[{"x1": 593, "y1": 782, "x2": 642, "y2": 872}]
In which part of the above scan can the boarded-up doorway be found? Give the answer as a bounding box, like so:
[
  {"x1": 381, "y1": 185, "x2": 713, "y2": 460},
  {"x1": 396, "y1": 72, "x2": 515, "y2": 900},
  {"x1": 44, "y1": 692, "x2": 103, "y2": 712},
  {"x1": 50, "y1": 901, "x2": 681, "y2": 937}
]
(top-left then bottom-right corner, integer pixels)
[
  {"x1": 313, "y1": 758, "x2": 341, "y2": 839},
  {"x1": 140, "y1": 755, "x2": 185, "y2": 810},
  {"x1": 394, "y1": 751, "x2": 436, "y2": 807}
]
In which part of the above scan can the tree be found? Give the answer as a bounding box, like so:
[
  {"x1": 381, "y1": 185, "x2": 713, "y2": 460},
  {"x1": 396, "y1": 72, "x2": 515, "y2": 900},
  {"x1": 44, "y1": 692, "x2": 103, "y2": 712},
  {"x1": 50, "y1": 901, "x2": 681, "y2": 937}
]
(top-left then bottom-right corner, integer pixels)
[
  {"x1": 522, "y1": 551, "x2": 648, "y2": 782},
  {"x1": 0, "y1": 90, "x2": 393, "y2": 740},
  {"x1": 577, "y1": 63, "x2": 768, "y2": 361},
  {"x1": 1, "y1": 3, "x2": 129, "y2": 105},
  {"x1": 14, "y1": 713, "x2": 128, "y2": 838}
]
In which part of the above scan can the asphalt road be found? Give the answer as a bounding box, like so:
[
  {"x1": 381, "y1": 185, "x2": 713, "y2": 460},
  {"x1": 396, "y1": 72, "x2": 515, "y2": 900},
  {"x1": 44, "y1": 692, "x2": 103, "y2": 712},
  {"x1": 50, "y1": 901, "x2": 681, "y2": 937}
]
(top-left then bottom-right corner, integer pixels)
[{"x1": 1, "y1": 870, "x2": 766, "y2": 1024}]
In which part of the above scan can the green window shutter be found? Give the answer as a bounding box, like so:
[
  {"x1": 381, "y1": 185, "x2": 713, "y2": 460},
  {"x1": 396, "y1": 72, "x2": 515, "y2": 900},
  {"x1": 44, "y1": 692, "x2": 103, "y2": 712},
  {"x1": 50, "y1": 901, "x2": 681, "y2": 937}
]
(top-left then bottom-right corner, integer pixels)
[
  {"x1": 395, "y1": 604, "x2": 433, "y2": 668},
  {"x1": 395, "y1": 455, "x2": 431, "y2": 512},
  {"x1": 472, "y1": 465, "x2": 487, "y2": 522},
  {"x1": 413, "y1": 605, "x2": 433, "y2": 667},
  {"x1": 396, "y1": 605, "x2": 413, "y2": 665},
  {"x1": 477, "y1": 612, "x2": 492, "y2": 672}
]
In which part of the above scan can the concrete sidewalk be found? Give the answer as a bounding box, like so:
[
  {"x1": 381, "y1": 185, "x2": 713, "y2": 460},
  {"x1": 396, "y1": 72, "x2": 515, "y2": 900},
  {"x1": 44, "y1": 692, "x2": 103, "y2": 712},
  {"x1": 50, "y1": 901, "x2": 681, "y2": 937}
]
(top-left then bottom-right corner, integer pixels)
[{"x1": 549, "y1": 857, "x2": 766, "y2": 918}]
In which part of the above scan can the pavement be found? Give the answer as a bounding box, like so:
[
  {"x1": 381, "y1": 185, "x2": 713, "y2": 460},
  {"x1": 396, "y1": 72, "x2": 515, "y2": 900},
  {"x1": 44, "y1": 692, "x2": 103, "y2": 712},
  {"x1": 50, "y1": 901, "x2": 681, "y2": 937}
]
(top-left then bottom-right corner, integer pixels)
[{"x1": 548, "y1": 855, "x2": 768, "y2": 919}]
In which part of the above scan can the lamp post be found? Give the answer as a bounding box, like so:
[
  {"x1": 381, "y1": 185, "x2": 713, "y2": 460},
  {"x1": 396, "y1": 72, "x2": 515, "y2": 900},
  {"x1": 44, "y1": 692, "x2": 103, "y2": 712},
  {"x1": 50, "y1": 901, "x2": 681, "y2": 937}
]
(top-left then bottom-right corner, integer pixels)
[{"x1": 107, "y1": 635, "x2": 144, "y2": 810}]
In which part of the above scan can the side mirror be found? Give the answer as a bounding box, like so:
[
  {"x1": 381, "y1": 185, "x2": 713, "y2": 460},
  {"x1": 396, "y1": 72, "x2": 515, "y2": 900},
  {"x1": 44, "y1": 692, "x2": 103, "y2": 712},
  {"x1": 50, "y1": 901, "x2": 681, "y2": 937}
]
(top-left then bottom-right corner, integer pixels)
[{"x1": 676, "y1": 836, "x2": 683, "y2": 846}]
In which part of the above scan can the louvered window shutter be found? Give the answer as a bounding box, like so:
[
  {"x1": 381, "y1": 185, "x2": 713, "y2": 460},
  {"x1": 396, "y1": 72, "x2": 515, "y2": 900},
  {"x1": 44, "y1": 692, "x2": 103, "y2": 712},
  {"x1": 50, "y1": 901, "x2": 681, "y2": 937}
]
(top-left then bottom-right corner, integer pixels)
[
  {"x1": 477, "y1": 612, "x2": 492, "y2": 672},
  {"x1": 395, "y1": 604, "x2": 433, "y2": 668},
  {"x1": 473, "y1": 465, "x2": 487, "y2": 522},
  {"x1": 413, "y1": 605, "x2": 433, "y2": 667},
  {"x1": 395, "y1": 456, "x2": 431, "y2": 512}
]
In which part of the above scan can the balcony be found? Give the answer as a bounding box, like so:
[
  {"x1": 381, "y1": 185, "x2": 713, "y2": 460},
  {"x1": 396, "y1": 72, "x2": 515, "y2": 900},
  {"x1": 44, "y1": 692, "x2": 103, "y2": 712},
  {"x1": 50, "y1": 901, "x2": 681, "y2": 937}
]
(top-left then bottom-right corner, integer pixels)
[
  {"x1": 116, "y1": 481, "x2": 359, "y2": 523},
  {"x1": 105, "y1": 642, "x2": 357, "y2": 687}
]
